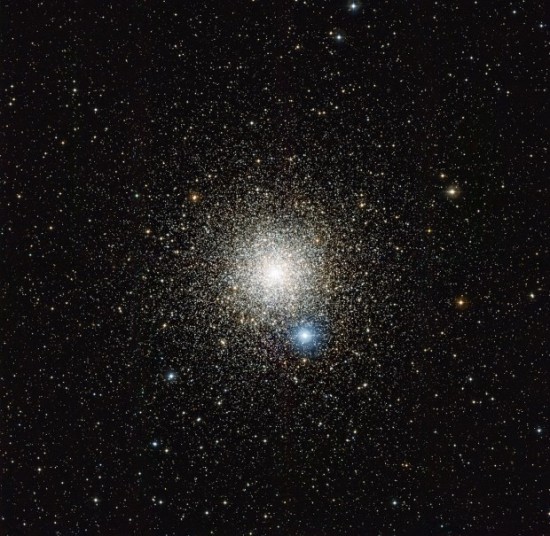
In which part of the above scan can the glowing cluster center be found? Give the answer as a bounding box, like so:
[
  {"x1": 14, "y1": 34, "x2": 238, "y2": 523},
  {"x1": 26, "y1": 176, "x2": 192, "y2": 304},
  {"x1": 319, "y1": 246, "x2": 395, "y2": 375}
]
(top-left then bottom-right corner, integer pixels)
[{"x1": 263, "y1": 262, "x2": 286, "y2": 287}]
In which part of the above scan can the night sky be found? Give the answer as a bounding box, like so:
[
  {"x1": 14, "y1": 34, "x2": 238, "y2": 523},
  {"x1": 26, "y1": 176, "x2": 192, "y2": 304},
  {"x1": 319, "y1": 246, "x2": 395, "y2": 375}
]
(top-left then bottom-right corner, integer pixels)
[{"x1": 3, "y1": 1, "x2": 549, "y2": 535}]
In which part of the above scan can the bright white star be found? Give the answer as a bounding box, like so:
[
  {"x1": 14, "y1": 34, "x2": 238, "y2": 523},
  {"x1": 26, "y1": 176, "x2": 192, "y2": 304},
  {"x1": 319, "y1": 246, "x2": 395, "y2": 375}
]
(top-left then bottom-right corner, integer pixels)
[{"x1": 298, "y1": 328, "x2": 313, "y2": 343}]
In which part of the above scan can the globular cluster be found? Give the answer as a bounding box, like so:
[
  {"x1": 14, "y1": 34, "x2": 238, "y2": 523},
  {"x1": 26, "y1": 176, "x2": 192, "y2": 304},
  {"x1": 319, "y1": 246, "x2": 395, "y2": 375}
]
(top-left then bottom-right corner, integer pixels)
[{"x1": 3, "y1": 1, "x2": 548, "y2": 535}]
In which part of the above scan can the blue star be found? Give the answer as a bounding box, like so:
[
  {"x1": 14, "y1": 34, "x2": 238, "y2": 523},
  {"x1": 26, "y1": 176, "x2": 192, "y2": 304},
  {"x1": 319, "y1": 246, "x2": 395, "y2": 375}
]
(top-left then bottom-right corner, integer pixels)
[
  {"x1": 298, "y1": 328, "x2": 313, "y2": 343},
  {"x1": 165, "y1": 371, "x2": 177, "y2": 382},
  {"x1": 291, "y1": 320, "x2": 328, "y2": 357}
]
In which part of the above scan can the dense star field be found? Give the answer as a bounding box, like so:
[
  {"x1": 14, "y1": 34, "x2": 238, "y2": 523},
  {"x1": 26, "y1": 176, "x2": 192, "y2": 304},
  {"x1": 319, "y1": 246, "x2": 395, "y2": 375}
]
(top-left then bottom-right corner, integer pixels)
[{"x1": 2, "y1": 1, "x2": 549, "y2": 535}]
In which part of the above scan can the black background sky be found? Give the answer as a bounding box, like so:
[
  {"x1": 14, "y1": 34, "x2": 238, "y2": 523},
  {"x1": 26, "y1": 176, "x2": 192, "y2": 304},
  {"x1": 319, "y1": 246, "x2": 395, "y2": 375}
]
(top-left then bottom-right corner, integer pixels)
[{"x1": 2, "y1": 1, "x2": 548, "y2": 535}]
